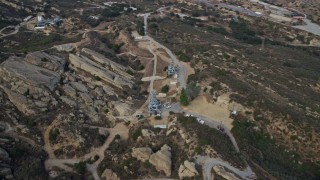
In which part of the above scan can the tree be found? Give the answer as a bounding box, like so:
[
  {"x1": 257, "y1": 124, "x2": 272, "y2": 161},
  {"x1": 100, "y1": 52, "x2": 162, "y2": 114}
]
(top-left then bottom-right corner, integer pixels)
[
  {"x1": 180, "y1": 88, "x2": 189, "y2": 106},
  {"x1": 161, "y1": 85, "x2": 169, "y2": 93},
  {"x1": 49, "y1": 128, "x2": 60, "y2": 141},
  {"x1": 73, "y1": 161, "x2": 86, "y2": 174},
  {"x1": 186, "y1": 82, "x2": 200, "y2": 100}
]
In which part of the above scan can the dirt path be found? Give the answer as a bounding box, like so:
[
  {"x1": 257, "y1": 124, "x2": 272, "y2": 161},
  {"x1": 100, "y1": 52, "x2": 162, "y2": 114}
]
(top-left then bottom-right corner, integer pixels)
[
  {"x1": 44, "y1": 123, "x2": 128, "y2": 180},
  {"x1": 43, "y1": 116, "x2": 61, "y2": 159}
]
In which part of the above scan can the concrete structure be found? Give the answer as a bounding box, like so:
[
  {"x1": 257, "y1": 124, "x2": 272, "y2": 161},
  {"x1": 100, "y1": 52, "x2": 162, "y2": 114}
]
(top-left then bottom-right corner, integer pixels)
[
  {"x1": 167, "y1": 61, "x2": 177, "y2": 76},
  {"x1": 24, "y1": 15, "x2": 33, "y2": 22},
  {"x1": 154, "y1": 125, "x2": 167, "y2": 129},
  {"x1": 35, "y1": 15, "x2": 62, "y2": 30},
  {"x1": 148, "y1": 91, "x2": 161, "y2": 114}
]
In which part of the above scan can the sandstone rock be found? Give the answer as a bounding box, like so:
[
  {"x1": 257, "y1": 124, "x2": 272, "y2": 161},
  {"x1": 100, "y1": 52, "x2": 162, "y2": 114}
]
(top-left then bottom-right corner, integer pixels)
[
  {"x1": 80, "y1": 93, "x2": 93, "y2": 105},
  {"x1": 60, "y1": 96, "x2": 77, "y2": 107},
  {"x1": 54, "y1": 44, "x2": 75, "y2": 52},
  {"x1": 0, "y1": 168, "x2": 11, "y2": 176},
  {"x1": 131, "y1": 147, "x2": 153, "y2": 162},
  {"x1": 141, "y1": 129, "x2": 155, "y2": 138},
  {"x1": 101, "y1": 169, "x2": 120, "y2": 180},
  {"x1": 1, "y1": 87, "x2": 35, "y2": 115},
  {"x1": 69, "y1": 54, "x2": 133, "y2": 89},
  {"x1": 102, "y1": 85, "x2": 115, "y2": 96},
  {"x1": 94, "y1": 100, "x2": 105, "y2": 110},
  {"x1": 0, "y1": 147, "x2": 9, "y2": 160},
  {"x1": 15, "y1": 85, "x2": 29, "y2": 95},
  {"x1": 0, "y1": 56, "x2": 60, "y2": 91},
  {"x1": 63, "y1": 84, "x2": 77, "y2": 97},
  {"x1": 34, "y1": 101, "x2": 47, "y2": 108},
  {"x1": 71, "y1": 82, "x2": 88, "y2": 93},
  {"x1": 25, "y1": 51, "x2": 66, "y2": 73},
  {"x1": 178, "y1": 160, "x2": 199, "y2": 179},
  {"x1": 41, "y1": 96, "x2": 51, "y2": 103},
  {"x1": 149, "y1": 144, "x2": 172, "y2": 176},
  {"x1": 113, "y1": 102, "x2": 133, "y2": 116},
  {"x1": 5, "y1": 174, "x2": 14, "y2": 179},
  {"x1": 94, "y1": 87, "x2": 104, "y2": 97},
  {"x1": 98, "y1": 129, "x2": 109, "y2": 136}
]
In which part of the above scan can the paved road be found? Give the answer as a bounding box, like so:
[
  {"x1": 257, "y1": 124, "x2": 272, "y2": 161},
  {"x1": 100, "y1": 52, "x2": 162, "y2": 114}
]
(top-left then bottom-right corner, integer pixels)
[
  {"x1": 142, "y1": 12, "x2": 187, "y2": 89},
  {"x1": 162, "y1": 103, "x2": 240, "y2": 152},
  {"x1": 195, "y1": 155, "x2": 256, "y2": 180}
]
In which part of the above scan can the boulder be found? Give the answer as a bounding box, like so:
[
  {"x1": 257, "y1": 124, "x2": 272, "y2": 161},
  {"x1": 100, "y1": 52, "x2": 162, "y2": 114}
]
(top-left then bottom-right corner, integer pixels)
[
  {"x1": 94, "y1": 87, "x2": 104, "y2": 97},
  {"x1": 113, "y1": 102, "x2": 133, "y2": 116},
  {"x1": 149, "y1": 144, "x2": 172, "y2": 176},
  {"x1": 80, "y1": 93, "x2": 93, "y2": 105},
  {"x1": 131, "y1": 147, "x2": 153, "y2": 162},
  {"x1": 0, "y1": 168, "x2": 11, "y2": 176},
  {"x1": 71, "y1": 82, "x2": 88, "y2": 93},
  {"x1": 0, "y1": 148, "x2": 9, "y2": 160},
  {"x1": 178, "y1": 160, "x2": 199, "y2": 179},
  {"x1": 62, "y1": 84, "x2": 77, "y2": 97},
  {"x1": 101, "y1": 169, "x2": 120, "y2": 180},
  {"x1": 60, "y1": 96, "x2": 77, "y2": 107},
  {"x1": 141, "y1": 129, "x2": 155, "y2": 138},
  {"x1": 54, "y1": 44, "x2": 75, "y2": 52},
  {"x1": 2, "y1": 87, "x2": 35, "y2": 115},
  {"x1": 34, "y1": 101, "x2": 47, "y2": 108}
]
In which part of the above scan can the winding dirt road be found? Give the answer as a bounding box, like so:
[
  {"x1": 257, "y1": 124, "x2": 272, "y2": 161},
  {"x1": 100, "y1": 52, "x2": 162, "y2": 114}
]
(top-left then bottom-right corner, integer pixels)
[{"x1": 44, "y1": 123, "x2": 128, "y2": 180}]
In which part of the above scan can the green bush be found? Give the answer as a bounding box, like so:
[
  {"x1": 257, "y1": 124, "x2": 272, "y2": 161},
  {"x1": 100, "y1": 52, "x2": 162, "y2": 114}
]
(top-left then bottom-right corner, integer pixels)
[
  {"x1": 137, "y1": 21, "x2": 145, "y2": 36},
  {"x1": 94, "y1": 76, "x2": 102, "y2": 81},
  {"x1": 73, "y1": 161, "x2": 86, "y2": 174},
  {"x1": 132, "y1": 129, "x2": 142, "y2": 140},
  {"x1": 180, "y1": 88, "x2": 189, "y2": 106},
  {"x1": 161, "y1": 85, "x2": 169, "y2": 93},
  {"x1": 97, "y1": 134, "x2": 107, "y2": 145},
  {"x1": 49, "y1": 128, "x2": 60, "y2": 141}
]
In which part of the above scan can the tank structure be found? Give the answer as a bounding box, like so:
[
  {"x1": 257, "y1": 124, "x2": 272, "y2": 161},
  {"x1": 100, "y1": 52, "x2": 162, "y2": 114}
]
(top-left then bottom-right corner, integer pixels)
[{"x1": 148, "y1": 91, "x2": 161, "y2": 115}]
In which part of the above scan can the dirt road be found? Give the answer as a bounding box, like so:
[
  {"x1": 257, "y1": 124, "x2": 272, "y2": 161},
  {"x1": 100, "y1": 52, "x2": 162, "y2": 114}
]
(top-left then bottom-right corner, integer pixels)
[{"x1": 44, "y1": 123, "x2": 129, "y2": 180}]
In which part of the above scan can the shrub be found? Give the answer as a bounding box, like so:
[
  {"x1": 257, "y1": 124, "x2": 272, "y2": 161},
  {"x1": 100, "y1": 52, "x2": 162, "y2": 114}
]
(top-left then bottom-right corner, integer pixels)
[
  {"x1": 49, "y1": 128, "x2": 60, "y2": 141},
  {"x1": 132, "y1": 129, "x2": 142, "y2": 140},
  {"x1": 161, "y1": 85, "x2": 169, "y2": 93},
  {"x1": 73, "y1": 161, "x2": 86, "y2": 174},
  {"x1": 180, "y1": 88, "x2": 189, "y2": 106},
  {"x1": 94, "y1": 76, "x2": 102, "y2": 81},
  {"x1": 97, "y1": 134, "x2": 107, "y2": 145}
]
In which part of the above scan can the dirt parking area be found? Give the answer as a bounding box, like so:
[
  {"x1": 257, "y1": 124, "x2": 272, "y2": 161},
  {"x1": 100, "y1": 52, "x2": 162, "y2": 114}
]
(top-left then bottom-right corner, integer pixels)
[{"x1": 184, "y1": 95, "x2": 234, "y2": 130}]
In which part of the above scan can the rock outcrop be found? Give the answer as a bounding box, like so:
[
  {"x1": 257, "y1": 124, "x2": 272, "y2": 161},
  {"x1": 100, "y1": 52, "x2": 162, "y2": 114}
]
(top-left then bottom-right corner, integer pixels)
[
  {"x1": 131, "y1": 147, "x2": 153, "y2": 162},
  {"x1": 101, "y1": 169, "x2": 120, "y2": 180},
  {"x1": 178, "y1": 160, "x2": 199, "y2": 179},
  {"x1": 0, "y1": 147, "x2": 13, "y2": 179},
  {"x1": 2, "y1": 87, "x2": 36, "y2": 115},
  {"x1": 25, "y1": 51, "x2": 66, "y2": 73},
  {"x1": 82, "y1": 48, "x2": 131, "y2": 78},
  {"x1": 0, "y1": 56, "x2": 60, "y2": 91},
  {"x1": 149, "y1": 144, "x2": 172, "y2": 176},
  {"x1": 141, "y1": 129, "x2": 155, "y2": 138},
  {"x1": 113, "y1": 102, "x2": 133, "y2": 116},
  {"x1": 69, "y1": 49, "x2": 133, "y2": 89}
]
